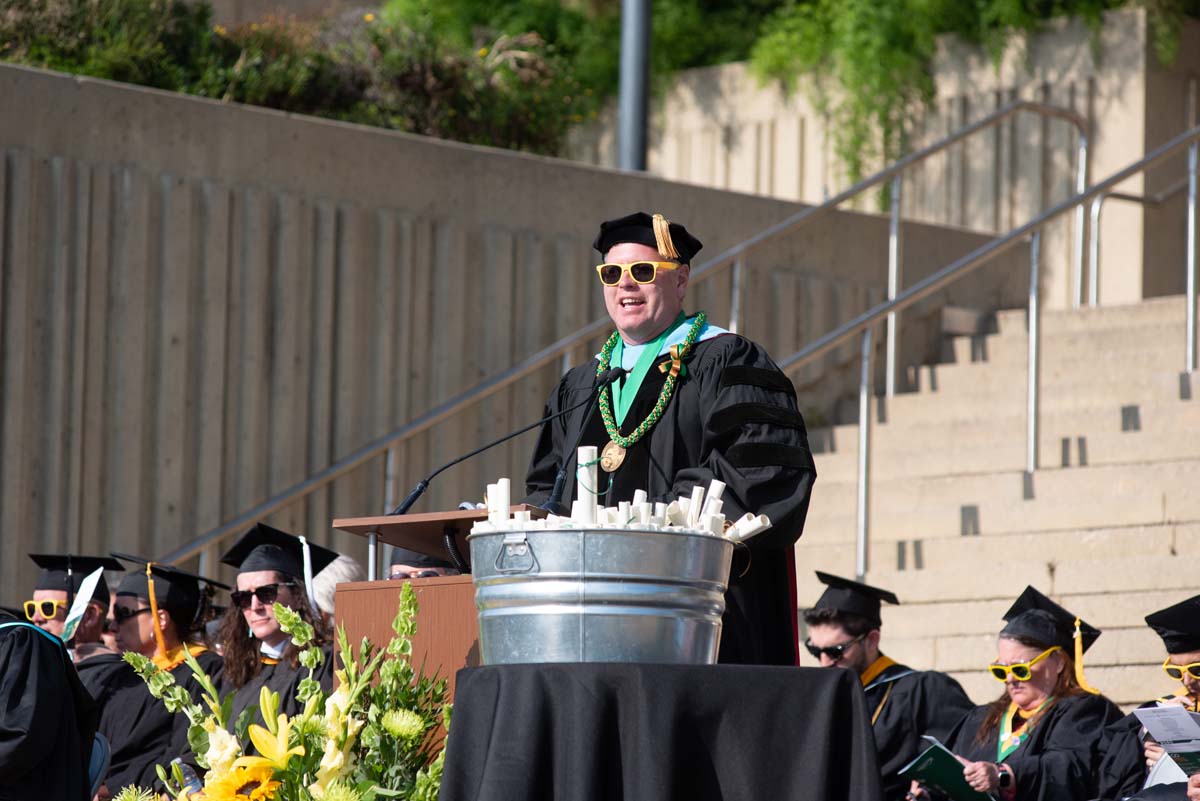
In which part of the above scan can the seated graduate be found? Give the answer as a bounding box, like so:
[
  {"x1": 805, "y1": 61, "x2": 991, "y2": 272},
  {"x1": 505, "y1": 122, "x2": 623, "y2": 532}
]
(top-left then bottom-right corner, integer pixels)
[
  {"x1": 110, "y1": 555, "x2": 229, "y2": 785},
  {"x1": 217, "y1": 523, "x2": 338, "y2": 724},
  {"x1": 388, "y1": 547, "x2": 461, "y2": 580},
  {"x1": 1094, "y1": 596, "x2": 1200, "y2": 801},
  {"x1": 25, "y1": 552, "x2": 124, "y2": 662},
  {"x1": 804, "y1": 572, "x2": 974, "y2": 801},
  {"x1": 922, "y1": 586, "x2": 1122, "y2": 801},
  {"x1": 0, "y1": 606, "x2": 99, "y2": 801}
]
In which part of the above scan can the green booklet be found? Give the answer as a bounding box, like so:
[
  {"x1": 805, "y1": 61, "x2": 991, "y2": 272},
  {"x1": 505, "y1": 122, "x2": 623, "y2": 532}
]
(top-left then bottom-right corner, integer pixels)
[{"x1": 898, "y1": 736, "x2": 996, "y2": 801}]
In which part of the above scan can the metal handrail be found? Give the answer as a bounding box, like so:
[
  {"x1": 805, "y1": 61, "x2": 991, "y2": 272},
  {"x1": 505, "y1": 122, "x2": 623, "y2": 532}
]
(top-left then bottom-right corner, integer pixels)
[
  {"x1": 161, "y1": 98, "x2": 1088, "y2": 567},
  {"x1": 774, "y1": 123, "x2": 1200, "y2": 577}
]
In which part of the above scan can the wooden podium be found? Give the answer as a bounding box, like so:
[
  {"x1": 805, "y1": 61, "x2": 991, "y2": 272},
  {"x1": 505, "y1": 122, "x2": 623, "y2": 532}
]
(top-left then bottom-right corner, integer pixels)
[{"x1": 332, "y1": 507, "x2": 543, "y2": 699}]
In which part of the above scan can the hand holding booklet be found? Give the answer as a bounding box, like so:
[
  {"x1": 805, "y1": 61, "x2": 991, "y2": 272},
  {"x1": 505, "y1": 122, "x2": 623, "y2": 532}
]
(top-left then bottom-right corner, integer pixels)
[
  {"x1": 1133, "y1": 705, "x2": 1200, "y2": 775},
  {"x1": 898, "y1": 736, "x2": 995, "y2": 801}
]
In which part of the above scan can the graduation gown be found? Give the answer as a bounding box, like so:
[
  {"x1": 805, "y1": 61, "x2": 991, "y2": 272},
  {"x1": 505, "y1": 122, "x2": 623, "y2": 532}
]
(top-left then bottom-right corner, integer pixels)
[
  {"x1": 0, "y1": 617, "x2": 98, "y2": 801},
  {"x1": 524, "y1": 332, "x2": 817, "y2": 665},
  {"x1": 167, "y1": 648, "x2": 225, "y2": 773},
  {"x1": 1095, "y1": 697, "x2": 1192, "y2": 801},
  {"x1": 864, "y1": 660, "x2": 974, "y2": 801},
  {"x1": 77, "y1": 650, "x2": 177, "y2": 794},
  {"x1": 228, "y1": 645, "x2": 335, "y2": 732},
  {"x1": 945, "y1": 693, "x2": 1123, "y2": 801}
]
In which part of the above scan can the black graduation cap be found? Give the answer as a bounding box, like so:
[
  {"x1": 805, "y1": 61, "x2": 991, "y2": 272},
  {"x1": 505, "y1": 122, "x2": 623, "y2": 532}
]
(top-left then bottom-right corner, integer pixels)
[
  {"x1": 219, "y1": 523, "x2": 339, "y2": 581},
  {"x1": 0, "y1": 605, "x2": 22, "y2": 621},
  {"x1": 811, "y1": 571, "x2": 900, "y2": 627},
  {"x1": 28, "y1": 554, "x2": 125, "y2": 609},
  {"x1": 1145, "y1": 596, "x2": 1200, "y2": 655},
  {"x1": 389, "y1": 547, "x2": 455, "y2": 571},
  {"x1": 112, "y1": 553, "x2": 230, "y2": 622},
  {"x1": 593, "y1": 211, "x2": 704, "y2": 263},
  {"x1": 1001, "y1": 586, "x2": 1100, "y2": 654}
]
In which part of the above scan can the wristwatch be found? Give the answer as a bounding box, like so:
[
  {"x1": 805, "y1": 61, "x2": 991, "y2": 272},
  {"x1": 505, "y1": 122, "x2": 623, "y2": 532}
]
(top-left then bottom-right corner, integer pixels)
[{"x1": 997, "y1": 765, "x2": 1014, "y2": 789}]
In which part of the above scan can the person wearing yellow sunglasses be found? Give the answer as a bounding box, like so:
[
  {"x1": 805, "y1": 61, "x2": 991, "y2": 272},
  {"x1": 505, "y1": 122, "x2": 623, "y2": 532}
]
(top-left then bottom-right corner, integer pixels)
[
  {"x1": 25, "y1": 552, "x2": 124, "y2": 660},
  {"x1": 1094, "y1": 595, "x2": 1200, "y2": 801},
  {"x1": 909, "y1": 586, "x2": 1121, "y2": 801},
  {"x1": 524, "y1": 211, "x2": 817, "y2": 666}
]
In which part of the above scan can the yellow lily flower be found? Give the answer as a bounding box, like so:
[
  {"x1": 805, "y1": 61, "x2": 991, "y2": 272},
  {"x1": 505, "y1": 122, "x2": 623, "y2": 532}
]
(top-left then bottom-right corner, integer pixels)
[{"x1": 234, "y1": 713, "x2": 305, "y2": 771}]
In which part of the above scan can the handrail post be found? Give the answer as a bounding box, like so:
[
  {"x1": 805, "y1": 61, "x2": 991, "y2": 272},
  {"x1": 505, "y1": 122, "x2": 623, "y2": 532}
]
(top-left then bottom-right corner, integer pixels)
[
  {"x1": 1027, "y1": 230, "x2": 1042, "y2": 476},
  {"x1": 1072, "y1": 133, "x2": 1090, "y2": 309},
  {"x1": 856, "y1": 327, "x2": 873, "y2": 582},
  {"x1": 729, "y1": 258, "x2": 744, "y2": 334},
  {"x1": 886, "y1": 174, "x2": 903, "y2": 397},
  {"x1": 1188, "y1": 139, "x2": 1198, "y2": 373},
  {"x1": 1088, "y1": 196, "x2": 1104, "y2": 307}
]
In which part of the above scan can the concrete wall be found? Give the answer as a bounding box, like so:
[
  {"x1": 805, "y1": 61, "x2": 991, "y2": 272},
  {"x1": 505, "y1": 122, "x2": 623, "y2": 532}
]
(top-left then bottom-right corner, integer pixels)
[
  {"x1": 0, "y1": 63, "x2": 1026, "y2": 601},
  {"x1": 569, "y1": 8, "x2": 1200, "y2": 310}
]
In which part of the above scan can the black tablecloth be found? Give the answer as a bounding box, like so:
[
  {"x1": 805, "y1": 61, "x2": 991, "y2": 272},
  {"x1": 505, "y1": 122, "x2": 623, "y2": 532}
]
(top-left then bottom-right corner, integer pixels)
[{"x1": 439, "y1": 663, "x2": 882, "y2": 801}]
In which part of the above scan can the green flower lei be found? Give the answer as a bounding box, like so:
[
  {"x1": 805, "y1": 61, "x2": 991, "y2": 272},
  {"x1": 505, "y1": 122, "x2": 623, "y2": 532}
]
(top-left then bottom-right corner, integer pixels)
[{"x1": 596, "y1": 311, "x2": 706, "y2": 449}]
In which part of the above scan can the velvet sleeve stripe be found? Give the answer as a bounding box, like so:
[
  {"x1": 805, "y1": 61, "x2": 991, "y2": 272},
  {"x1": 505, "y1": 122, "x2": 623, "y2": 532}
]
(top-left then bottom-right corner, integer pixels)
[
  {"x1": 718, "y1": 366, "x2": 796, "y2": 396},
  {"x1": 708, "y1": 402, "x2": 809, "y2": 436},
  {"x1": 726, "y1": 442, "x2": 815, "y2": 470}
]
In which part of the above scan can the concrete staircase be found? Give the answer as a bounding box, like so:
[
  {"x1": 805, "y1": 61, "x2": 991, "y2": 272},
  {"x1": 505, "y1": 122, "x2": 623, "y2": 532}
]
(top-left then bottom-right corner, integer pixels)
[{"x1": 794, "y1": 295, "x2": 1199, "y2": 708}]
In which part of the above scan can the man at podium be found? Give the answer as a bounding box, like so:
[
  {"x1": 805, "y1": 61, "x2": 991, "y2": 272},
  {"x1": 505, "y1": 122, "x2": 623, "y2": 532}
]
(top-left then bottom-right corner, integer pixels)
[{"x1": 524, "y1": 211, "x2": 817, "y2": 665}]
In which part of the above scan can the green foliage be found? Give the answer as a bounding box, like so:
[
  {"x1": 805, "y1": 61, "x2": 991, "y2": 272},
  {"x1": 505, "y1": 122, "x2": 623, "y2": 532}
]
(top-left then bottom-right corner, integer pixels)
[{"x1": 751, "y1": 0, "x2": 1200, "y2": 182}]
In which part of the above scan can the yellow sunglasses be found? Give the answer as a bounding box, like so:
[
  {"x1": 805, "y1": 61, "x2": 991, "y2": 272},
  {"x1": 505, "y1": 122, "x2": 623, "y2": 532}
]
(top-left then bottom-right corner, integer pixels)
[
  {"x1": 24, "y1": 599, "x2": 68, "y2": 621},
  {"x1": 989, "y1": 646, "x2": 1062, "y2": 682},
  {"x1": 595, "y1": 260, "x2": 680, "y2": 286},
  {"x1": 1163, "y1": 657, "x2": 1200, "y2": 681}
]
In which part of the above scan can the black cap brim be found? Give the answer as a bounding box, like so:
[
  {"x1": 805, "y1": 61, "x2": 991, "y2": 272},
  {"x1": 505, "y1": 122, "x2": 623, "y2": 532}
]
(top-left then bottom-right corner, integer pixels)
[
  {"x1": 28, "y1": 553, "x2": 125, "y2": 608},
  {"x1": 593, "y1": 212, "x2": 703, "y2": 263},
  {"x1": 1145, "y1": 595, "x2": 1200, "y2": 654},
  {"x1": 219, "y1": 523, "x2": 338, "y2": 580},
  {"x1": 1001, "y1": 586, "x2": 1099, "y2": 653}
]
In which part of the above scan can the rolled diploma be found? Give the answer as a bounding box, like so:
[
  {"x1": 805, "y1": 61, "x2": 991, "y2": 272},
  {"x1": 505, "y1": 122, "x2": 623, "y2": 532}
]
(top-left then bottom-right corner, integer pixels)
[
  {"x1": 491, "y1": 478, "x2": 511, "y2": 525},
  {"x1": 632, "y1": 489, "x2": 648, "y2": 507},
  {"x1": 687, "y1": 485, "x2": 706, "y2": 526},
  {"x1": 575, "y1": 446, "x2": 598, "y2": 524},
  {"x1": 665, "y1": 501, "x2": 687, "y2": 526},
  {"x1": 729, "y1": 513, "x2": 772, "y2": 542},
  {"x1": 706, "y1": 479, "x2": 726, "y2": 503}
]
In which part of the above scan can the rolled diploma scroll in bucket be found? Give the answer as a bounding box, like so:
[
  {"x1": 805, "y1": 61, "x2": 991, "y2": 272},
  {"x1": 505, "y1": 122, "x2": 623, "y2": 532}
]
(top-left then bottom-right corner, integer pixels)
[{"x1": 575, "y1": 445, "x2": 598, "y2": 524}]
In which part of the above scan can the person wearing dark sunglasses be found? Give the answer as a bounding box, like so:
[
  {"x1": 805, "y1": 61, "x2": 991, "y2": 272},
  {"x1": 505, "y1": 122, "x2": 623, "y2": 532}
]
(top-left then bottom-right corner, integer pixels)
[
  {"x1": 524, "y1": 211, "x2": 817, "y2": 666},
  {"x1": 1094, "y1": 595, "x2": 1200, "y2": 801},
  {"x1": 804, "y1": 571, "x2": 972, "y2": 801},
  {"x1": 914, "y1": 586, "x2": 1122, "y2": 801},
  {"x1": 215, "y1": 523, "x2": 339, "y2": 728}
]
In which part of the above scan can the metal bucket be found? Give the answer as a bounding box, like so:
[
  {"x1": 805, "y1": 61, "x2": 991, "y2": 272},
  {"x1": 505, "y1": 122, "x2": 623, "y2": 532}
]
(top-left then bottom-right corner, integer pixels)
[{"x1": 468, "y1": 526, "x2": 733, "y2": 665}]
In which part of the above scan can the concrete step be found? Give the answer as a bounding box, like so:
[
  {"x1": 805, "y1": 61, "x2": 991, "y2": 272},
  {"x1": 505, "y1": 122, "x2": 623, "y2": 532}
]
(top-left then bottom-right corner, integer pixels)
[
  {"x1": 800, "y1": 459, "x2": 1200, "y2": 543},
  {"x1": 811, "y1": 402, "x2": 1200, "y2": 482},
  {"x1": 993, "y1": 296, "x2": 1189, "y2": 338},
  {"x1": 794, "y1": 522, "x2": 1200, "y2": 583},
  {"x1": 945, "y1": 322, "x2": 1186, "y2": 367},
  {"x1": 906, "y1": 356, "x2": 1188, "y2": 399}
]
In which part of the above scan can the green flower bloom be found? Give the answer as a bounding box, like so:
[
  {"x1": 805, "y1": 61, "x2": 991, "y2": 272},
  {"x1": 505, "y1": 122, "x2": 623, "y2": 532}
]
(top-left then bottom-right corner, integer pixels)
[
  {"x1": 112, "y1": 787, "x2": 157, "y2": 801},
  {"x1": 321, "y1": 780, "x2": 363, "y2": 801},
  {"x1": 381, "y1": 708, "x2": 425, "y2": 741}
]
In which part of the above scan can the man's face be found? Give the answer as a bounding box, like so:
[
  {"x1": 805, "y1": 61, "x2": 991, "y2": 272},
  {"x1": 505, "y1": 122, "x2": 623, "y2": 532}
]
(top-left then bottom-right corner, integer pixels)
[
  {"x1": 29, "y1": 589, "x2": 69, "y2": 636},
  {"x1": 1168, "y1": 649, "x2": 1200, "y2": 697},
  {"x1": 601, "y1": 242, "x2": 689, "y2": 345},
  {"x1": 389, "y1": 564, "x2": 456, "y2": 580},
  {"x1": 807, "y1": 622, "x2": 874, "y2": 674}
]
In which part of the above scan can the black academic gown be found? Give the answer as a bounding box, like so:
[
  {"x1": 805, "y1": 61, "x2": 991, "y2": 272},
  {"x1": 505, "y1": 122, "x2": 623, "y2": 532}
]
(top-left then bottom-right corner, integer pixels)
[
  {"x1": 524, "y1": 331, "x2": 817, "y2": 665},
  {"x1": 77, "y1": 651, "x2": 177, "y2": 794},
  {"x1": 866, "y1": 661, "x2": 975, "y2": 801},
  {"x1": 1094, "y1": 697, "x2": 1191, "y2": 801},
  {"x1": 228, "y1": 645, "x2": 335, "y2": 733},
  {"x1": 945, "y1": 693, "x2": 1124, "y2": 801},
  {"x1": 0, "y1": 616, "x2": 98, "y2": 801}
]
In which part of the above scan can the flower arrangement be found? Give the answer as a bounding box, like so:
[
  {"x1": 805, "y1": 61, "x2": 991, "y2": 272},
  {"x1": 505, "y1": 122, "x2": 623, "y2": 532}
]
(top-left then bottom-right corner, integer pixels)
[{"x1": 115, "y1": 583, "x2": 449, "y2": 801}]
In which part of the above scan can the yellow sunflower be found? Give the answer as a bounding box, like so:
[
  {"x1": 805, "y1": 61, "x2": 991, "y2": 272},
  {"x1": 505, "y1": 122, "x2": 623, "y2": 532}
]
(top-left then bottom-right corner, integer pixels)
[{"x1": 203, "y1": 765, "x2": 281, "y2": 801}]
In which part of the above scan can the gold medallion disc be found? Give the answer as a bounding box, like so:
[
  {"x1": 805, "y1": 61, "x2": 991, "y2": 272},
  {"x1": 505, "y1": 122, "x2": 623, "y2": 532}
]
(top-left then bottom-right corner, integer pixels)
[{"x1": 600, "y1": 440, "x2": 626, "y2": 473}]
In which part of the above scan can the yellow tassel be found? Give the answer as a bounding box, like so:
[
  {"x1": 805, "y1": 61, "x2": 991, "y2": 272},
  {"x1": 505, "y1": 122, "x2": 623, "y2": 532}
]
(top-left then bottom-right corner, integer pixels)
[
  {"x1": 1073, "y1": 616, "x2": 1100, "y2": 694},
  {"x1": 146, "y1": 562, "x2": 168, "y2": 662},
  {"x1": 652, "y1": 213, "x2": 680, "y2": 260}
]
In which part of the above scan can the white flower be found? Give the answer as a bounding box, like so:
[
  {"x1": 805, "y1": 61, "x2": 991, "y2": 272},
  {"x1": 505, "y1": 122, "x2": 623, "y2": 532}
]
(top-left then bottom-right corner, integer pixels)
[{"x1": 204, "y1": 725, "x2": 241, "y2": 777}]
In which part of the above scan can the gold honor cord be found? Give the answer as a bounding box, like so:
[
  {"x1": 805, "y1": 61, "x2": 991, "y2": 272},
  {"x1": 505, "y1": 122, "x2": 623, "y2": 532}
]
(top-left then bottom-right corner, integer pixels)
[{"x1": 596, "y1": 312, "x2": 706, "y2": 473}]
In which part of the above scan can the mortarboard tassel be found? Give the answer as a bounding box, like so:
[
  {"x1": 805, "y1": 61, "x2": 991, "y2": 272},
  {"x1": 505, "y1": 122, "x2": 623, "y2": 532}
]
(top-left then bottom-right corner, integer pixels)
[
  {"x1": 146, "y1": 562, "x2": 169, "y2": 663},
  {"x1": 1074, "y1": 617, "x2": 1100, "y2": 694},
  {"x1": 652, "y1": 213, "x2": 680, "y2": 260},
  {"x1": 299, "y1": 535, "x2": 316, "y2": 611}
]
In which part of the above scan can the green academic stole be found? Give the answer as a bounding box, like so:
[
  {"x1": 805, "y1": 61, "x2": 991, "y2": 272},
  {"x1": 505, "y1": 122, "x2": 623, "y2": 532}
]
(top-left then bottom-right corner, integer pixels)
[
  {"x1": 997, "y1": 697, "x2": 1053, "y2": 762},
  {"x1": 609, "y1": 312, "x2": 686, "y2": 426}
]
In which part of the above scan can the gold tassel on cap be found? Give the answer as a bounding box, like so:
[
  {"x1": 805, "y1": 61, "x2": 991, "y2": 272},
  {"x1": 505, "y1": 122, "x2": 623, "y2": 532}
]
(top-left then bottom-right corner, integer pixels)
[
  {"x1": 652, "y1": 213, "x2": 680, "y2": 260},
  {"x1": 146, "y1": 562, "x2": 168, "y2": 663},
  {"x1": 1074, "y1": 617, "x2": 1101, "y2": 694}
]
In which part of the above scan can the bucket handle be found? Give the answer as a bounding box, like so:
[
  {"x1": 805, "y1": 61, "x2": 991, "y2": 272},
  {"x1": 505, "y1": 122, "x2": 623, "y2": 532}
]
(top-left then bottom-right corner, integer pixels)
[{"x1": 494, "y1": 532, "x2": 539, "y2": 574}]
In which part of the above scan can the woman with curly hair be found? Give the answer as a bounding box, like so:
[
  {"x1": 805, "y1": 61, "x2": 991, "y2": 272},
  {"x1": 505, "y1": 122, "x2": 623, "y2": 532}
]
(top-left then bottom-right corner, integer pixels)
[
  {"x1": 217, "y1": 524, "x2": 339, "y2": 725},
  {"x1": 911, "y1": 586, "x2": 1122, "y2": 801}
]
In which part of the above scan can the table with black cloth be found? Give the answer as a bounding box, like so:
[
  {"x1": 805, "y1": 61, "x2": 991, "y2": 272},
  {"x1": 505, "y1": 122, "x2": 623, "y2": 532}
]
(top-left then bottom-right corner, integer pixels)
[{"x1": 439, "y1": 663, "x2": 883, "y2": 801}]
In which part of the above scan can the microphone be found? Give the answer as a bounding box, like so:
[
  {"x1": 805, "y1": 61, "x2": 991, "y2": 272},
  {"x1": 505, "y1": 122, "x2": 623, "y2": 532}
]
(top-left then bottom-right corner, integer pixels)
[
  {"x1": 389, "y1": 367, "x2": 627, "y2": 517},
  {"x1": 541, "y1": 366, "x2": 628, "y2": 516}
]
